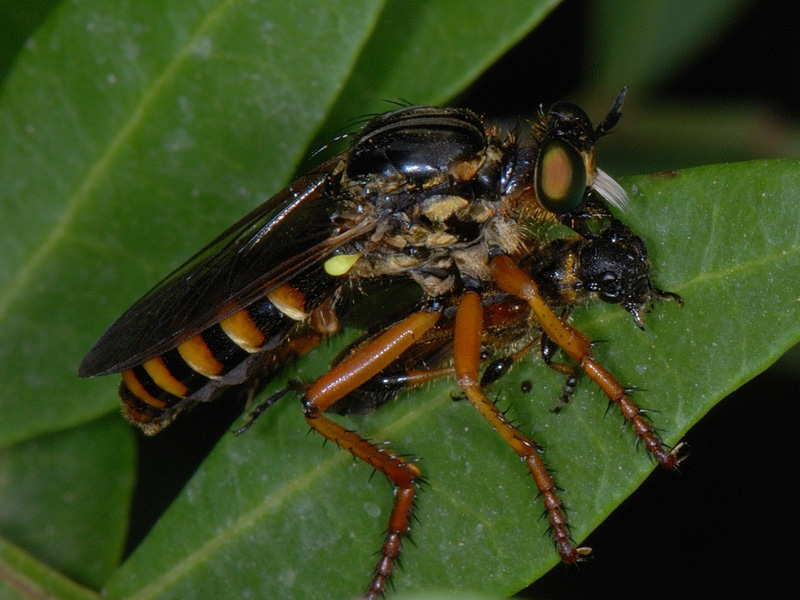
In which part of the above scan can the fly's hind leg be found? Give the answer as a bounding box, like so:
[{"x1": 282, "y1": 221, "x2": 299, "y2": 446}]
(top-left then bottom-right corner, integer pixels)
[
  {"x1": 235, "y1": 298, "x2": 344, "y2": 434},
  {"x1": 454, "y1": 291, "x2": 589, "y2": 562},
  {"x1": 302, "y1": 309, "x2": 441, "y2": 600}
]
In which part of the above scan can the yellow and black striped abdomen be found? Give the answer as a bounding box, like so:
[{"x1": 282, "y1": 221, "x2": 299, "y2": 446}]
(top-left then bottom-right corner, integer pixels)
[{"x1": 120, "y1": 279, "x2": 335, "y2": 435}]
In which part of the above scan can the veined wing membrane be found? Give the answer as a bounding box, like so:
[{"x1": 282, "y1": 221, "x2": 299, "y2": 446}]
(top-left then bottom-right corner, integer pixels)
[{"x1": 80, "y1": 157, "x2": 367, "y2": 376}]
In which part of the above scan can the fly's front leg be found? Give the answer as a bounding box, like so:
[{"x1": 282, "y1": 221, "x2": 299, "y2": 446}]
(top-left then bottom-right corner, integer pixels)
[
  {"x1": 302, "y1": 309, "x2": 440, "y2": 600},
  {"x1": 454, "y1": 291, "x2": 588, "y2": 562},
  {"x1": 491, "y1": 254, "x2": 683, "y2": 468}
]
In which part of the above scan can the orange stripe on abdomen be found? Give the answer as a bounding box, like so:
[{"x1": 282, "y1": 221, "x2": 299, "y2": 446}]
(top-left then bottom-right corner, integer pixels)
[
  {"x1": 177, "y1": 334, "x2": 225, "y2": 377},
  {"x1": 220, "y1": 309, "x2": 267, "y2": 353},
  {"x1": 121, "y1": 369, "x2": 167, "y2": 409},
  {"x1": 142, "y1": 356, "x2": 189, "y2": 397},
  {"x1": 267, "y1": 283, "x2": 309, "y2": 321},
  {"x1": 119, "y1": 369, "x2": 182, "y2": 435}
]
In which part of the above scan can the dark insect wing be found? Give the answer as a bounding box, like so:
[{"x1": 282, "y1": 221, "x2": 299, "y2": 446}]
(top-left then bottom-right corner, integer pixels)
[{"x1": 80, "y1": 156, "x2": 364, "y2": 377}]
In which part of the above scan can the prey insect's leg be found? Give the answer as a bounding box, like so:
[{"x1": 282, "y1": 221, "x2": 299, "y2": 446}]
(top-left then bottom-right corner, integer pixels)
[
  {"x1": 303, "y1": 309, "x2": 441, "y2": 600},
  {"x1": 541, "y1": 329, "x2": 581, "y2": 414},
  {"x1": 491, "y1": 255, "x2": 682, "y2": 468},
  {"x1": 454, "y1": 291, "x2": 587, "y2": 563}
]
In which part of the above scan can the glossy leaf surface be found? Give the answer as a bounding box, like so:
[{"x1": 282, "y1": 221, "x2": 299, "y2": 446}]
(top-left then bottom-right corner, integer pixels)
[{"x1": 0, "y1": 416, "x2": 134, "y2": 589}]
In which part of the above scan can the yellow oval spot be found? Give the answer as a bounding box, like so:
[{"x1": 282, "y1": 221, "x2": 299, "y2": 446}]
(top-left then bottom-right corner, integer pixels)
[{"x1": 324, "y1": 253, "x2": 361, "y2": 276}]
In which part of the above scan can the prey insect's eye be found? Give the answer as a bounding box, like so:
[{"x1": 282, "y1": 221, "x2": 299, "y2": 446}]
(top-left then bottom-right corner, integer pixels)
[{"x1": 536, "y1": 138, "x2": 586, "y2": 215}]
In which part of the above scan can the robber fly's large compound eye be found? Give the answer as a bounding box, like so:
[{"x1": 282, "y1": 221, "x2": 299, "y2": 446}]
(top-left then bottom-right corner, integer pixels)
[{"x1": 536, "y1": 137, "x2": 587, "y2": 214}]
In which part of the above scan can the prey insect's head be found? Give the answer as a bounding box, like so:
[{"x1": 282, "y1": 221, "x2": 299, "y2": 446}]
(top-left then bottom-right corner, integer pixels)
[{"x1": 576, "y1": 218, "x2": 681, "y2": 329}]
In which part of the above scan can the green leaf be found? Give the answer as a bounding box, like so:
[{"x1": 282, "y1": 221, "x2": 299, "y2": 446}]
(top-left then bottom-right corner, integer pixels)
[
  {"x1": 0, "y1": 0, "x2": 62, "y2": 84},
  {"x1": 0, "y1": 0, "x2": 387, "y2": 445},
  {"x1": 320, "y1": 0, "x2": 561, "y2": 138},
  {"x1": 103, "y1": 160, "x2": 800, "y2": 599},
  {"x1": 0, "y1": 539, "x2": 100, "y2": 600},
  {"x1": 0, "y1": 0, "x2": 557, "y2": 596},
  {"x1": 0, "y1": 415, "x2": 135, "y2": 589}
]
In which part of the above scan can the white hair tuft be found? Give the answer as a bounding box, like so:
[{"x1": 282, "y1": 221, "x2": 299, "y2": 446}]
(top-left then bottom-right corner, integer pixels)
[{"x1": 593, "y1": 169, "x2": 630, "y2": 212}]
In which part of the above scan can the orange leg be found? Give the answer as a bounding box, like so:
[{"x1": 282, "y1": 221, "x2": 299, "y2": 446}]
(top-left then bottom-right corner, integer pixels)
[
  {"x1": 491, "y1": 255, "x2": 683, "y2": 468},
  {"x1": 302, "y1": 308, "x2": 441, "y2": 600},
  {"x1": 453, "y1": 291, "x2": 588, "y2": 562},
  {"x1": 235, "y1": 300, "x2": 344, "y2": 434}
]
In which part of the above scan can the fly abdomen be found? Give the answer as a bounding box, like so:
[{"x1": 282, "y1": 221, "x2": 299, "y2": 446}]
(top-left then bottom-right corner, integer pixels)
[{"x1": 119, "y1": 278, "x2": 337, "y2": 434}]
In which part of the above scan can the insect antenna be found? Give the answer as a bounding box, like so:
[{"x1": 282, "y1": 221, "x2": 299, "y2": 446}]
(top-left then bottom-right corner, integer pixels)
[{"x1": 593, "y1": 87, "x2": 627, "y2": 140}]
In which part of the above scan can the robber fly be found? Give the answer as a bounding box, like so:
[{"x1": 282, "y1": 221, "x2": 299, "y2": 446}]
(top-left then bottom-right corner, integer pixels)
[{"x1": 80, "y1": 89, "x2": 683, "y2": 599}]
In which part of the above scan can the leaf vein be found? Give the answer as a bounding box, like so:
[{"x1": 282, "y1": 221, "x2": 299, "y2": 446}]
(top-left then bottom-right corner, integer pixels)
[{"x1": 0, "y1": 0, "x2": 240, "y2": 323}]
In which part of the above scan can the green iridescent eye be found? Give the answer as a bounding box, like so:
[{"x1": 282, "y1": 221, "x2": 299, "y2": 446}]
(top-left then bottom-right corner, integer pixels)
[{"x1": 536, "y1": 138, "x2": 587, "y2": 214}]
